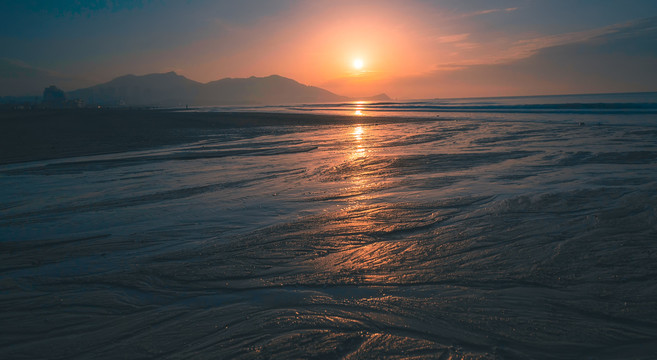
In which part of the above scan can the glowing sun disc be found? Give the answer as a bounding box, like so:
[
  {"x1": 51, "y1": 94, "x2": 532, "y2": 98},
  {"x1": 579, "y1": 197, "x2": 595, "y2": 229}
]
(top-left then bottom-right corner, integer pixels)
[{"x1": 353, "y1": 58, "x2": 364, "y2": 70}]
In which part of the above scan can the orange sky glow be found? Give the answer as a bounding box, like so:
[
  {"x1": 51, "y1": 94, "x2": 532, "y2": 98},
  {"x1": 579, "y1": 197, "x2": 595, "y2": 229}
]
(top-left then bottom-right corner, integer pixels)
[
  {"x1": 176, "y1": 2, "x2": 487, "y2": 98},
  {"x1": 163, "y1": 1, "x2": 656, "y2": 99},
  {"x1": 3, "y1": 0, "x2": 657, "y2": 99}
]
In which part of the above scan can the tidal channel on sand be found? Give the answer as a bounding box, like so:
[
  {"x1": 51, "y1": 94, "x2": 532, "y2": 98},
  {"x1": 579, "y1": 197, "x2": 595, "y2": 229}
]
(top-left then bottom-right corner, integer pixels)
[{"x1": 1, "y1": 100, "x2": 657, "y2": 358}]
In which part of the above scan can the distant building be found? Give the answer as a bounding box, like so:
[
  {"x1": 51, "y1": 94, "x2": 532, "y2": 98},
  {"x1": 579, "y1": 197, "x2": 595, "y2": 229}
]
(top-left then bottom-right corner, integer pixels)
[{"x1": 42, "y1": 85, "x2": 66, "y2": 107}]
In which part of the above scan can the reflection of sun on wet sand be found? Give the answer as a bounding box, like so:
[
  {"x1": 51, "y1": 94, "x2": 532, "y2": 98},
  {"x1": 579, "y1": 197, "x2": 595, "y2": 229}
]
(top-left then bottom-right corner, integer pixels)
[
  {"x1": 349, "y1": 125, "x2": 368, "y2": 162},
  {"x1": 344, "y1": 124, "x2": 383, "y2": 203},
  {"x1": 354, "y1": 103, "x2": 366, "y2": 116},
  {"x1": 0, "y1": 109, "x2": 416, "y2": 165},
  {"x1": 3, "y1": 101, "x2": 657, "y2": 359},
  {"x1": 353, "y1": 125, "x2": 363, "y2": 141}
]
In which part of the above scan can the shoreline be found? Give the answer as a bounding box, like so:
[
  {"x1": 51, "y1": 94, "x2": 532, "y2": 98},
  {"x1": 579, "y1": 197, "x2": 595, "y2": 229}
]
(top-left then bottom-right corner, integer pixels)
[{"x1": 0, "y1": 108, "x2": 432, "y2": 165}]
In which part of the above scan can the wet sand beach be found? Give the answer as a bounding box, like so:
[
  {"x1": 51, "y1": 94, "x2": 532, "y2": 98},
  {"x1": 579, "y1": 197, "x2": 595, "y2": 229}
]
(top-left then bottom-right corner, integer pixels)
[
  {"x1": 1, "y1": 105, "x2": 656, "y2": 359},
  {"x1": 0, "y1": 109, "x2": 414, "y2": 165}
]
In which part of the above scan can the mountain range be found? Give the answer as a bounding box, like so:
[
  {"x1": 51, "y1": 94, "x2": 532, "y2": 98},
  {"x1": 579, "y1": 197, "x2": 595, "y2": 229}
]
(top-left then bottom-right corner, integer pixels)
[{"x1": 66, "y1": 72, "x2": 390, "y2": 106}]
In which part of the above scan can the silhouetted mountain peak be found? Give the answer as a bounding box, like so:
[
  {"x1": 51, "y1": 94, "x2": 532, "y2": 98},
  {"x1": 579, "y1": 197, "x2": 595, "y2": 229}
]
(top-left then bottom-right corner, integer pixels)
[
  {"x1": 68, "y1": 72, "x2": 349, "y2": 106},
  {"x1": 361, "y1": 93, "x2": 391, "y2": 101},
  {"x1": 111, "y1": 71, "x2": 190, "y2": 82}
]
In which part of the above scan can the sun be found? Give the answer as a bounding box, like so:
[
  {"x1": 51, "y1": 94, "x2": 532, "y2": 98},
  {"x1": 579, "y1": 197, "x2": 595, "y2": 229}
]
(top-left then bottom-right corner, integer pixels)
[{"x1": 353, "y1": 58, "x2": 364, "y2": 70}]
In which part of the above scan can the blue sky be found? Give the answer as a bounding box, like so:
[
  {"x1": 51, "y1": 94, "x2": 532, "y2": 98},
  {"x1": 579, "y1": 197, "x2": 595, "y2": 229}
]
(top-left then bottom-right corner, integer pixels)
[{"x1": 2, "y1": 0, "x2": 657, "y2": 97}]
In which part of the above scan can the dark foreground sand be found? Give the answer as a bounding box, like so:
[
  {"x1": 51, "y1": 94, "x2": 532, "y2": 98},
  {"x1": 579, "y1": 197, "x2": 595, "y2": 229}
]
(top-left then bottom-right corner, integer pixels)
[{"x1": 0, "y1": 109, "x2": 419, "y2": 165}]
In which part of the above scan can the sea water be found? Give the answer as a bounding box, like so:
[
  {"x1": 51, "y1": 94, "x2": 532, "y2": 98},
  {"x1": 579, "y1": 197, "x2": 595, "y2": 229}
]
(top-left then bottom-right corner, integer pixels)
[{"x1": 1, "y1": 93, "x2": 657, "y2": 358}]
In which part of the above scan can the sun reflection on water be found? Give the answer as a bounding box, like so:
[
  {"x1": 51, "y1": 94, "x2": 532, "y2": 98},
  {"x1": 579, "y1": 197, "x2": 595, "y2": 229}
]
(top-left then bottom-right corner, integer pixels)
[
  {"x1": 350, "y1": 125, "x2": 367, "y2": 160},
  {"x1": 354, "y1": 102, "x2": 366, "y2": 116},
  {"x1": 353, "y1": 125, "x2": 363, "y2": 140},
  {"x1": 307, "y1": 124, "x2": 433, "y2": 296},
  {"x1": 345, "y1": 124, "x2": 380, "y2": 202}
]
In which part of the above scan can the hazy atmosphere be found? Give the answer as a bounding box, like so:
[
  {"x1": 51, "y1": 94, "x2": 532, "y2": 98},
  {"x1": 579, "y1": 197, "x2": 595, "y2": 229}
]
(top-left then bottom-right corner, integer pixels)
[
  {"x1": 2, "y1": 2, "x2": 657, "y2": 359},
  {"x1": 2, "y1": 0, "x2": 657, "y2": 98}
]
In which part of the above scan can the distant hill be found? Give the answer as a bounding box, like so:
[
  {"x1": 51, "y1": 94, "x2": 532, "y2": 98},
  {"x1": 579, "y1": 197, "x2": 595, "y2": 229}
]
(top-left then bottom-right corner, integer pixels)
[
  {"x1": 0, "y1": 58, "x2": 92, "y2": 97},
  {"x1": 67, "y1": 72, "x2": 352, "y2": 106},
  {"x1": 199, "y1": 75, "x2": 348, "y2": 105},
  {"x1": 68, "y1": 72, "x2": 201, "y2": 106}
]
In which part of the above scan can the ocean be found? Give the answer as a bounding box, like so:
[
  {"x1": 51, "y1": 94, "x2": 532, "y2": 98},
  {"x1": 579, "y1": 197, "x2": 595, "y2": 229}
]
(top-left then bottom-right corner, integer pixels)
[{"x1": 1, "y1": 92, "x2": 657, "y2": 358}]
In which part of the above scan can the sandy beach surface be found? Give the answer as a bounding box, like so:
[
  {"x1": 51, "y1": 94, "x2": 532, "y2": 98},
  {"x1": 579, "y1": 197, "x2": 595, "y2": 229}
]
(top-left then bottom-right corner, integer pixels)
[
  {"x1": 1, "y1": 106, "x2": 656, "y2": 359},
  {"x1": 0, "y1": 109, "x2": 413, "y2": 165}
]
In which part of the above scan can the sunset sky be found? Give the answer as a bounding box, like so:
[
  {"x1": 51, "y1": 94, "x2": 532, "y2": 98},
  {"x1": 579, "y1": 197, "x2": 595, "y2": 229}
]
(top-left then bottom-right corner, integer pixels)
[{"x1": 2, "y1": 0, "x2": 657, "y2": 98}]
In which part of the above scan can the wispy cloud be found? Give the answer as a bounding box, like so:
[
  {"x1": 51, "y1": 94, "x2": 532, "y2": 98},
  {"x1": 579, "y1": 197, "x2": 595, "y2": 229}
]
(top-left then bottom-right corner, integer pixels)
[
  {"x1": 503, "y1": 16, "x2": 657, "y2": 63},
  {"x1": 502, "y1": 22, "x2": 625, "y2": 61},
  {"x1": 453, "y1": 42, "x2": 479, "y2": 50},
  {"x1": 433, "y1": 64, "x2": 467, "y2": 71},
  {"x1": 464, "y1": 7, "x2": 518, "y2": 17},
  {"x1": 425, "y1": 17, "x2": 654, "y2": 73},
  {"x1": 436, "y1": 33, "x2": 469, "y2": 43}
]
